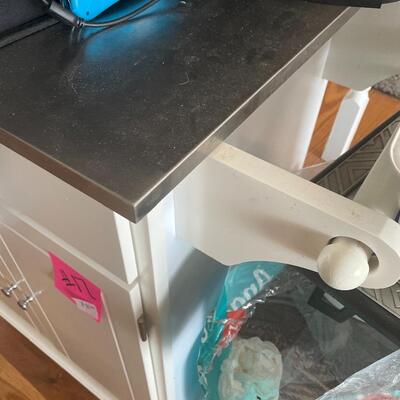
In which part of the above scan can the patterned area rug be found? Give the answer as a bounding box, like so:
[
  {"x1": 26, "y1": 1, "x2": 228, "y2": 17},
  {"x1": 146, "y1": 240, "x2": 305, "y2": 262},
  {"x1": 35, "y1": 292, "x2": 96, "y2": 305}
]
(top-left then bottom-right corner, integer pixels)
[{"x1": 374, "y1": 74, "x2": 400, "y2": 99}]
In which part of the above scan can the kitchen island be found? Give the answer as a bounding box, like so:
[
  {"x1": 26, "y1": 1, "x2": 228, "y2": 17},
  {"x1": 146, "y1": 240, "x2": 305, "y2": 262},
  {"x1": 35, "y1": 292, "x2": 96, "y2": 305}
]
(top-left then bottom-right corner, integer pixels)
[{"x1": 0, "y1": 1, "x2": 366, "y2": 399}]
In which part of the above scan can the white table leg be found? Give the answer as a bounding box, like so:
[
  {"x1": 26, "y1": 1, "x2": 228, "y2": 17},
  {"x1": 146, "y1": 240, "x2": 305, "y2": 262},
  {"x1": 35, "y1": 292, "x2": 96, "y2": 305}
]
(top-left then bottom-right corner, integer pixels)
[{"x1": 322, "y1": 87, "x2": 370, "y2": 162}]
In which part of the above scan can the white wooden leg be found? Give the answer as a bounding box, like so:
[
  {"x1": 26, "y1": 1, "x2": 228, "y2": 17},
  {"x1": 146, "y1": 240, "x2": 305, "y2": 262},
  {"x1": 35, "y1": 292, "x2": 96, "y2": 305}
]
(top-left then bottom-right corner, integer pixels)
[{"x1": 322, "y1": 87, "x2": 370, "y2": 162}]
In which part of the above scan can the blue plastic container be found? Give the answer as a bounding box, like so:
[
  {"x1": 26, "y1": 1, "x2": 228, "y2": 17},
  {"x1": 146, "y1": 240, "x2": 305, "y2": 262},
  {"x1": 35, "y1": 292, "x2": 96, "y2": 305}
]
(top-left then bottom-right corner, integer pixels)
[{"x1": 68, "y1": 0, "x2": 120, "y2": 20}]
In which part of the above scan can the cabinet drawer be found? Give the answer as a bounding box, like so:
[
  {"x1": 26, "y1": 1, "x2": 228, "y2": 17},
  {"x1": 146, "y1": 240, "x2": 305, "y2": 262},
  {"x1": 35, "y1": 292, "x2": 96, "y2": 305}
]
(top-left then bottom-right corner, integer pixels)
[
  {"x1": 0, "y1": 210, "x2": 152, "y2": 400},
  {"x1": 0, "y1": 145, "x2": 137, "y2": 283}
]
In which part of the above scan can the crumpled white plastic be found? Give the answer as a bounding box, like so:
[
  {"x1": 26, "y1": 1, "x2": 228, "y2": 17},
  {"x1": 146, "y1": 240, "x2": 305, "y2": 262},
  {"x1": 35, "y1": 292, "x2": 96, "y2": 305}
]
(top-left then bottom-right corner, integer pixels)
[
  {"x1": 218, "y1": 337, "x2": 282, "y2": 400},
  {"x1": 318, "y1": 349, "x2": 400, "y2": 400}
]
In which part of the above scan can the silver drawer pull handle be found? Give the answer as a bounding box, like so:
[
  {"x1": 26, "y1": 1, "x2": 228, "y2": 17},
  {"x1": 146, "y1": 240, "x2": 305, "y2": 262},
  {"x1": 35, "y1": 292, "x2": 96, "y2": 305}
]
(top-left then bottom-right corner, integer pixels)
[
  {"x1": 1, "y1": 279, "x2": 24, "y2": 297},
  {"x1": 17, "y1": 290, "x2": 43, "y2": 310}
]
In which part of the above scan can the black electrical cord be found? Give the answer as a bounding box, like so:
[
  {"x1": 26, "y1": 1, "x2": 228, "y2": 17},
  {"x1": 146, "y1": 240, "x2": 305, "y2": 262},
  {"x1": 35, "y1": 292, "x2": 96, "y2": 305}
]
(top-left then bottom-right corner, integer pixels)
[{"x1": 42, "y1": 0, "x2": 160, "y2": 28}]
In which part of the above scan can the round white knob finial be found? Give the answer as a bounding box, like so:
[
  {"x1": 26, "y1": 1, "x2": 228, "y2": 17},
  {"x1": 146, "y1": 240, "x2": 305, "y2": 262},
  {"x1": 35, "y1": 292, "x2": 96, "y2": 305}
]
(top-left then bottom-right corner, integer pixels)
[{"x1": 317, "y1": 238, "x2": 370, "y2": 290}]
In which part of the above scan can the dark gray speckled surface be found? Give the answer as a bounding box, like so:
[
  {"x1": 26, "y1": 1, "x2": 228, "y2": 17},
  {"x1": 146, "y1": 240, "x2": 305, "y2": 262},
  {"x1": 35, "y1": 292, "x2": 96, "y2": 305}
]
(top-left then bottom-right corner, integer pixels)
[{"x1": 0, "y1": 0, "x2": 356, "y2": 221}]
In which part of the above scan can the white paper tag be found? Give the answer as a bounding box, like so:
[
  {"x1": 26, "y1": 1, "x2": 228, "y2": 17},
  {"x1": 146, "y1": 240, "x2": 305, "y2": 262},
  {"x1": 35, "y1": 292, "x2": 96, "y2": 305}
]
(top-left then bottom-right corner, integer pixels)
[{"x1": 73, "y1": 298, "x2": 99, "y2": 320}]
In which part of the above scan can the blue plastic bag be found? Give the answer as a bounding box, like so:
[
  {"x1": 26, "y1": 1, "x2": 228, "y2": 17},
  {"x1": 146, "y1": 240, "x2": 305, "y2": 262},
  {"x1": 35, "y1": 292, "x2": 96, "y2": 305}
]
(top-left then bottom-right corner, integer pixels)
[{"x1": 197, "y1": 261, "x2": 284, "y2": 400}]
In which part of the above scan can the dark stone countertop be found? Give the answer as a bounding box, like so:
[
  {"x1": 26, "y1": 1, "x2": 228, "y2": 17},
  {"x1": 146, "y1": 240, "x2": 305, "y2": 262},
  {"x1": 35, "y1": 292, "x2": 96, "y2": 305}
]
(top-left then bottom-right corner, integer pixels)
[{"x1": 0, "y1": 0, "x2": 356, "y2": 222}]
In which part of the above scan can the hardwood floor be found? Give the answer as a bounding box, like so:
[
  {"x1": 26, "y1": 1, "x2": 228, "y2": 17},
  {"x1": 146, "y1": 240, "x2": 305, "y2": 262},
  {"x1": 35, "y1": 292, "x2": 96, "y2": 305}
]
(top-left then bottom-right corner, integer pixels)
[
  {"x1": 0, "y1": 82, "x2": 399, "y2": 399},
  {"x1": 0, "y1": 353, "x2": 45, "y2": 400},
  {"x1": 0, "y1": 317, "x2": 97, "y2": 399}
]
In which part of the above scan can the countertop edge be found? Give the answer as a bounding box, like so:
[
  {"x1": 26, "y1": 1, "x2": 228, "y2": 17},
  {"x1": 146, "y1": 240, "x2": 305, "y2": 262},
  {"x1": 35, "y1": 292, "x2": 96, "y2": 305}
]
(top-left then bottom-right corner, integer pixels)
[
  {"x1": 133, "y1": 6, "x2": 358, "y2": 220},
  {"x1": 0, "y1": 127, "x2": 136, "y2": 220}
]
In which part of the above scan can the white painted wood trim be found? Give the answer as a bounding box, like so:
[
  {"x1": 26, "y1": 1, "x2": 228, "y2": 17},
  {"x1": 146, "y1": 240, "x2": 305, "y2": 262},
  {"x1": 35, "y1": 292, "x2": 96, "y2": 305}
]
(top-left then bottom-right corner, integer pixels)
[
  {"x1": 114, "y1": 212, "x2": 138, "y2": 284},
  {"x1": 129, "y1": 285, "x2": 160, "y2": 400},
  {"x1": 131, "y1": 200, "x2": 175, "y2": 400}
]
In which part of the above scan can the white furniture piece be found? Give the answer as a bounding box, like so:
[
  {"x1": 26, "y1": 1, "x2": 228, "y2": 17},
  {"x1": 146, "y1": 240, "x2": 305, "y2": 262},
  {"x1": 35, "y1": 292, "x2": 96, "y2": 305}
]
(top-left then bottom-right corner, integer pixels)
[{"x1": 1, "y1": 5, "x2": 400, "y2": 400}]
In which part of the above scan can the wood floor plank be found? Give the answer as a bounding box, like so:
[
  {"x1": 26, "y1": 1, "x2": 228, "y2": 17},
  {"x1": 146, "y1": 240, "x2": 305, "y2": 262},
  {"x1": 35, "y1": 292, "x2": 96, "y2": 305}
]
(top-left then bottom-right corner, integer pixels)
[{"x1": 0, "y1": 353, "x2": 45, "y2": 400}]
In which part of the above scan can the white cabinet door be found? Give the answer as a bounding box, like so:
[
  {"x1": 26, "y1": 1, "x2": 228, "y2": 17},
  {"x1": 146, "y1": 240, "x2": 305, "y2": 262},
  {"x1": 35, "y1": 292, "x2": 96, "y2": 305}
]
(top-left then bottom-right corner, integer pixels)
[
  {"x1": 0, "y1": 213, "x2": 152, "y2": 400},
  {"x1": 0, "y1": 232, "x2": 66, "y2": 352}
]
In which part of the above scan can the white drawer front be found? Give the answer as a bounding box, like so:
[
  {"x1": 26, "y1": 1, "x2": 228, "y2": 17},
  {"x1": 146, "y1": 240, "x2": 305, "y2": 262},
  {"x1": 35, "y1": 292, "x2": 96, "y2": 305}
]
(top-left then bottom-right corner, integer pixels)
[
  {"x1": 0, "y1": 145, "x2": 137, "y2": 283},
  {"x1": 0, "y1": 212, "x2": 152, "y2": 400}
]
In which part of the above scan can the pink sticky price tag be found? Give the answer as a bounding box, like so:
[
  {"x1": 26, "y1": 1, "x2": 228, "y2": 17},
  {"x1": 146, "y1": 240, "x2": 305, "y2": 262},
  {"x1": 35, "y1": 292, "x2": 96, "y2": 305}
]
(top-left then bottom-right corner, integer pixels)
[{"x1": 49, "y1": 252, "x2": 103, "y2": 322}]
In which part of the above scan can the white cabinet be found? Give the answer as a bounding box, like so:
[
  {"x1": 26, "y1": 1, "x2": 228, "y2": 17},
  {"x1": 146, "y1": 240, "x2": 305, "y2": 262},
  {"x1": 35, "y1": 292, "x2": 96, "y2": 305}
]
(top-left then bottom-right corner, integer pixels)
[{"x1": 0, "y1": 208, "x2": 153, "y2": 400}]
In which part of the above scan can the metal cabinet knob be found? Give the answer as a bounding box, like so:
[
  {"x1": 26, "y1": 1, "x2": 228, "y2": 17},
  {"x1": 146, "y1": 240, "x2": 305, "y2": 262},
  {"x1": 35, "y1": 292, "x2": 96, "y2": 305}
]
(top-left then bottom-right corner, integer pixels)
[
  {"x1": 1, "y1": 279, "x2": 23, "y2": 297},
  {"x1": 17, "y1": 290, "x2": 43, "y2": 311}
]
